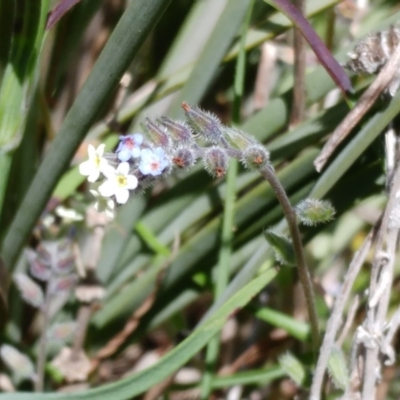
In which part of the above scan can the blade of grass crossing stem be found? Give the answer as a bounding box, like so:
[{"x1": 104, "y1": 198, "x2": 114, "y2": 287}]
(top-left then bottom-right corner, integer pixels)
[
  {"x1": 201, "y1": 3, "x2": 254, "y2": 397},
  {"x1": 1, "y1": 0, "x2": 172, "y2": 272},
  {"x1": 0, "y1": 269, "x2": 277, "y2": 400},
  {"x1": 0, "y1": 0, "x2": 50, "y2": 219}
]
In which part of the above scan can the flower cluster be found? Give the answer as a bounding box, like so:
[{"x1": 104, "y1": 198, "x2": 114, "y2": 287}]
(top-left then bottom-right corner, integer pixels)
[
  {"x1": 79, "y1": 103, "x2": 271, "y2": 216},
  {"x1": 79, "y1": 135, "x2": 170, "y2": 213}
]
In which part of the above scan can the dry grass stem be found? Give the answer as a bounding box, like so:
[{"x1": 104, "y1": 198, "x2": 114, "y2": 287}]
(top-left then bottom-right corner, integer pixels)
[
  {"x1": 314, "y1": 41, "x2": 400, "y2": 172},
  {"x1": 310, "y1": 222, "x2": 380, "y2": 400},
  {"x1": 361, "y1": 164, "x2": 400, "y2": 399}
]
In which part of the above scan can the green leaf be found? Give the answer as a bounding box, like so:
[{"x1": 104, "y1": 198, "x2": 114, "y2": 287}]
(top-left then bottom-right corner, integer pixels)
[
  {"x1": 0, "y1": 0, "x2": 50, "y2": 214},
  {"x1": 278, "y1": 352, "x2": 306, "y2": 386},
  {"x1": 252, "y1": 306, "x2": 310, "y2": 341},
  {"x1": 135, "y1": 221, "x2": 170, "y2": 256},
  {"x1": 328, "y1": 346, "x2": 349, "y2": 390},
  {"x1": 263, "y1": 230, "x2": 295, "y2": 266}
]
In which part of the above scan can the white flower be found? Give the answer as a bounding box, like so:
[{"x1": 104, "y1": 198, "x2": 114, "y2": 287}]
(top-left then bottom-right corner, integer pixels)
[
  {"x1": 55, "y1": 206, "x2": 84, "y2": 223},
  {"x1": 98, "y1": 162, "x2": 138, "y2": 204},
  {"x1": 79, "y1": 144, "x2": 109, "y2": 182},
  {"x1": 89, "y1": 190, "x2": 115, "y2": 219}
]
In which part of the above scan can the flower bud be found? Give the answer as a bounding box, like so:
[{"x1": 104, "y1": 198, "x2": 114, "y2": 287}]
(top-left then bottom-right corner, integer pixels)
[
  {"x1": 203, "y1": 147, "x2": 229, "y2": 178},
  {"x1": 172, "y1": 148, "x2": 197, "y2": 169},
  {"x1": 142, "y1": 119, "x2": 171, "y2": 148},
  {"x1": 181, "y1": 102, "x2": 223, "y2": 144},
  {"x1": 278, "y1": 352, "x2": 306, "y2": 386},
  {"x1": 295, "y1": 198, "x2": 335, "y2": 226},
  {"x1": 263, "y1": 230, "x2": 295, "y2": 266},
  {"x1": 241, "y1": 144, "x2": 270, "y2": 170},
  {"x1": 223, "y1": 127, "x2": 257, "y2": 150},
  {"x1": 160, "y1": 117, "x2": 196, "y2": 146}
]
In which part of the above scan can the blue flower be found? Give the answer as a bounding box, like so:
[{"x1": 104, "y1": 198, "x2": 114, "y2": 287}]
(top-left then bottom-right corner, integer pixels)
[
  {"x1": 116, "y1": 134, "x2": 143, "y2": 161},
  {"x1": 139, "y1": 147, "x2": 169, "y2": 176}
]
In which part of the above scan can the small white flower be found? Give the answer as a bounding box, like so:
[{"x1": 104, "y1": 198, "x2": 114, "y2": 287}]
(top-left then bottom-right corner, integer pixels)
[
  {"x1": 98, "y1": 162, "x2": 138, "y2": 204},
  {"x1": 90, "y1": 190, "x2": 115, "y2": 219},
  {"x1": 55, "y1": 206, "x2": 84, "y2": 223},
  {"x1": 79, "y1": 144, "x2": 109, "y2": 182}
]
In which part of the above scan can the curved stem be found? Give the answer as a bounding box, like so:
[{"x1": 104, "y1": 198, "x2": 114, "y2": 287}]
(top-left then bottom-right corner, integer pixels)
[{"x1": 259, "y1": 165, "x2": 319, "y2": 351}]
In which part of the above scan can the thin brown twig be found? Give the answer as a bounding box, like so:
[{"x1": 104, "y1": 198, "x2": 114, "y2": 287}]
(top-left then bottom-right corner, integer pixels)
[
  {"x1": 314, "y1": 41, "x2": 400, "y2": 172},
  {"x1": 143, "y1": 373, "x2": 176, "y2": 400},
  {"x1": 91, "y1": 275, "x2": 161, "y2": 369},
  {"x1": 289, "y1": 0, "x2": 306, "y2": 127},
  {"x1": 91, "y1": 235, "x2": 180, "y2": 370}
]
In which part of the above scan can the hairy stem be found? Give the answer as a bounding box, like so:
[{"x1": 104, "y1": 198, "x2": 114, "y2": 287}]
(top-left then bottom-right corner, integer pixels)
[{"x1": 259, "y1": 164, "x2": 319, "y2": 351}]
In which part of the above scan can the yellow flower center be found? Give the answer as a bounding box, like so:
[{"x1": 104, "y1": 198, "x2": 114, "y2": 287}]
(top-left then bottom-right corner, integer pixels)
[
  {"x1": 116, "y1": 174, "x2": 127, "y2": 187},
  {"x1": 94, "y1": 155, "x2": 101, "y2": 168}
]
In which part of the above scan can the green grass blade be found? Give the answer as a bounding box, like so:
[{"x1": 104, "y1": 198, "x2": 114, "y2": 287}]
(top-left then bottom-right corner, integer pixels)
[
  {"x1": 168, "y1": 0, "x2": 252, "y2": 117},
  {"x1": 0, "y1": 0, "x2": 50, "y2": 216}
]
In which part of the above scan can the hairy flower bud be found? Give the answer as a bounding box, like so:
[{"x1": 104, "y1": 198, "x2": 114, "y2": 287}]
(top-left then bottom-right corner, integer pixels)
[
  {"x1": 181, "y1": 102, "x2": 223, "y2": 144},
  {"x1": 160, "y1": 117, "x2": 196, "y2": 146},
  {"x1": 142, "y1": 119, "x2": 171, "y2": 148},
  {"x1": 295, "y1": 198, "x2": 335, "y2": 226},
  {"x1": 203, "y1": 147, "x2": 229, "y2": 178},
  {"x1": 223, "y1": 127, "x2": 257, "y2": 150},
  {"x1": 241, "y1": 144, "x2": 270, "y2": 170},
  {"x1": 172, "y1": 148, "x2": 197, "y2": 169}
]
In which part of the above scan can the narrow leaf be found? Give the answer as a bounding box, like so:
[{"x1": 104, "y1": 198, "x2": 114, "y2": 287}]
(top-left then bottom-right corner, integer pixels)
[
  {"x1": 47, "y1": 322, "x2": 76, "y2": 343},
  {"x1": 263, "y1": 230, "x2": 295, "y2": 266},
  {"x1": 328, "y1": 347, "x2": 349, "y2": 390},
  {"x1": 265, "y1": 0, "x2": 352, "y2": 93},
  {"x1": 278, "y1": 352, "x2": 306, "y2": 386},
  {"x1": 46, "y1": 0, "x2": 81, "y2": 31},
  {"x1": 0, "y1": 345, "x2": 35, "y2": 383},
  {"x1": 14, "y1": 273, "x2": 44, "y2": 309}
]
